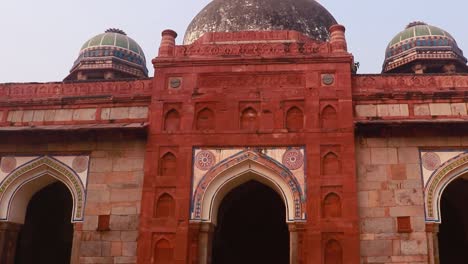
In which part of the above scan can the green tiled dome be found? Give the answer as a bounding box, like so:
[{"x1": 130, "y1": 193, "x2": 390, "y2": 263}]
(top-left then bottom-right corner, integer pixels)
[
  {"x1": 67, "y1": 29, "x2": 148, "y2": 80},
  {"x1": 80, "y1": 29, "x2": 146, "y2": 58},
  {"x1": 383, "y1": 22, "x2": 466, "y2": 73},
  {"x1": 387, "y1": 22, "x2": 455, "y2": 48}
]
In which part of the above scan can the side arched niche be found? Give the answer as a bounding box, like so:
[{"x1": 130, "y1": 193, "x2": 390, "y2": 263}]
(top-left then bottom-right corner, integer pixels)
[
  {"x1": 424, "y1": 153, "x2": 468, "y2": 223},
  {"x1": 0, "y1": 156, "x2": 86, "y2": 224},
  {"x1": 424, "y1": 153, "x2": 468, "y2": 264}
]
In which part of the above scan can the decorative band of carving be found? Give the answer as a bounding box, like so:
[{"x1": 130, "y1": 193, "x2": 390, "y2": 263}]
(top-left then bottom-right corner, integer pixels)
[{"x1": 175, "y1": 42, "x2": 330, "y2": 58}]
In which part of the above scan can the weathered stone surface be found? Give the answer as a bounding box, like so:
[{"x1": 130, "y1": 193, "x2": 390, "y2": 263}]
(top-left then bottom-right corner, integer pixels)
[
  {"x1": 102, "y1": 241, "x2": 111, "y2": 257},
  {"x1": 377, "y1": 104, "x2": 409, "y2": 117},
  {"x1": 370, "y1": 148, "x2": 398, "y2": 165},
  {"x1": 429, "y1": 103, "x2": 451, "y2": 116},
  {"x1": 83, "y1": 215, "x2": 99, "y2": 231},
  {"x1": 110, "y1": 189, "x2": 142, "y2": 202},
  {"x1": 121, "y1": 231, "x2": 138, "y2": 242},
  {"x1": 32, "y1": 110, "x2": 45, "y2": 121},
  {"x1": 22, "y1": 110, "x2": 34, "y2": 122},
  {"x1": 414, "y1": 104, "x2": 430, "y2": 116},
  {"x1": 110, "y1": 107, "x2": 130, "y2": 120},
  {"x1": 361, "y1": 218, "x2": 395, "y2": 234},
  {"x1": 451, "y1": 103, "x2": 467, "y2": 115},
  {"x1": 389, "y1": 206, "x2": 424, "y2": 217},
  {"x1": 122, "y1": 242, "x2": 137, "y2": 256},
  {"x1": 111, "y1": 242, "x2": 122, "y2": 257},
  {"x1": 79, "y1": 257, "x2": 114, "y2": 263},
  {"x1": 361, "y1": 240, "x2": 393, "y2": 256},
  {"x1": 89, "y1": 158, "x2": 113, "y2": 173},
  {"x1": 44, "y1": 109, "x2": 56, "y2": 121},
  {"x1": 7, "y1": 111, "x2": 23, "y2": 122},
  {"x1": 112, "y1": 206, "x2": 138, "y2": 215},
  {"x1": 356, "y1": 105, "x2": 377, "y2": 117},
  {"x1": 80, "y1": 241, "x2": 102, "y2": 257},
  {"x1": 109, "y1": 215, "x2": 139, "y2": 231},
  {"x1": 54, "y1": 109, "x2": 73, "y2": 121},
  {"x1": 73, "y1": 108, "x2": 97, "y2": 121},
  {"x1": 401, "y1": 239, "x2": 427, "y2": 255},
  {"x1": 395, "y1": 189, "x2": 423, "y2": 206},
  {"x1": 114, "y1": 256, "x2": 137, "y2": 264},
  {"x1": 129, "y1": 107, "x2": 148, "y2": 119},
  {"x1": 101, "y1": 231, "x2": 122, "y2": 242}
]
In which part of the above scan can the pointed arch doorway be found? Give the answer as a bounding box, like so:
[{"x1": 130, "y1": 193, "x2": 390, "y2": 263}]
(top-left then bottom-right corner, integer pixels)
[
  {"x1": 438, "y1": 178, "x2": 468, "y2": 263},
  {"x1": 212, "y1": 180, "x2": 289, "y2": 264},
  {"x1": 191, "y1": 150, "x2": 307, "y2": 264},
  {"x1": 0, "y1": 156, "x2": 87, "y2": 264},
  {"x1": 14, "y1": 181, "x2": 74, "y2": 264}
]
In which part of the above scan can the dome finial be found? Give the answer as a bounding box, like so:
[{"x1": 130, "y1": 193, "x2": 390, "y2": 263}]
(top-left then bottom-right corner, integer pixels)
[
  {"x1": 406, "y1": 21, "x2": 427, "y2": 29},
  {"x1": 105, "y1": 28, "x2": 127, "y2": 35}
]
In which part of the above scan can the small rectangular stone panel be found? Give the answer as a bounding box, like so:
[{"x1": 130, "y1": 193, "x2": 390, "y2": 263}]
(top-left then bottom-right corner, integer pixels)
[{"x1": 2, "y1": 107, "x2": 148, "y2": 124}]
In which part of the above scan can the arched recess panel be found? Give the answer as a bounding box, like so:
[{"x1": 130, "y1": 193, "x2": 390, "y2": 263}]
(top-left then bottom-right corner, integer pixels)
[
  {"x1": 321, "y1": 105, "x2": 338, "y2": 129},
  {"x1": 324, "y1": 239, "x2": 343, "y2": 264},
  {"x1": 0, "y1": 156, "x2": 87, "y2": 223},
  {"x1": 191, "y1": 149, "x2": 306, "y2": 224},
  {"x1": 164, "y1": 109, "x2": 180, "y2": 131},
  {"x1": 322, "y1": 152, "x2": 341, "y2": 176},
  {"x1": 159, "y1": 152, "x2": 177, "y2": 177},
  {"x1": 154, "y1": 239, "x2": 174, "y2": 264},
  {"x1": 423, "y1": 152, "x2": 468, "y2": 222},
  {"x1": 196, "y1": 108, "x2": 215, "y2": 130},
  {"x1": 154, "y1": 193, "x2": 175, "y2": 218},
  {"x1": 240, "y1": 107, "x2": 258, "y2": 130},
  {"x1": 322, "y1": 193, "x2": 342, "y2": 218},
  {"x1": 286, "y1": 106, "x2": 304, "y2": 131}
]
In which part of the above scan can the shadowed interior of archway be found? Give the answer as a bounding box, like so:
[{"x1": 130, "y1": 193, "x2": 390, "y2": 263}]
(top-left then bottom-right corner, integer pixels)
[
  {"x1": 212, "y1": 180, "x2": 289, "y2": 264},
  {"x1": 438, "y1": 178, "x2": 468, "y2": 263},
  {"x1": 14, "y1": 181, "x2": 74, "y2": 264}
]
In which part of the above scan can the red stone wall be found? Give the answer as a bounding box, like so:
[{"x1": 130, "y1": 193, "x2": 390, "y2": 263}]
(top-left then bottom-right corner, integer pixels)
[{"x1": 139, "y1": 31, "x2": 360, "y2": 263}]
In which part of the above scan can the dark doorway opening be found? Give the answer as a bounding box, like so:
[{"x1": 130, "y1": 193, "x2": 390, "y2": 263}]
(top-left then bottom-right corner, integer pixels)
[
  {"x1": 438, "y1": 178, "x2": 468, "y2": 263},
  {"x1": 212, "y1": 180, "x2": 289, "y2": 264},
  {"x1": 15, "y1": 181, "x2": 74, "y2": 264}
]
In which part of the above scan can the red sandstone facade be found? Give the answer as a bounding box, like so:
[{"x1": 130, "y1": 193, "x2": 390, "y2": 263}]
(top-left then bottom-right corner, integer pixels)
[{"x1": 1, "y1": 4, "x2": 468, "y2": 264}]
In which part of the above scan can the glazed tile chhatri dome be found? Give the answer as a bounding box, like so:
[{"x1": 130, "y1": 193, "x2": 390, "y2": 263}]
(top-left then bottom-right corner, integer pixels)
[
  {"x1": 383, "y1": 22, "x2": 467, "y2": 73},
  {"x1": 66, "y1": 29, "x2": 148, "y2": 81},
  {"x1": 183, "y1": 0, "x2": 337, "y2": 44}
]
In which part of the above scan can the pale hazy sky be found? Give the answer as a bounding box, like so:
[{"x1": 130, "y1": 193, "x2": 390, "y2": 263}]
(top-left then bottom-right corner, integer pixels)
[{"x1": 1, "y1": 0, "x2": 467, "y2": 83}]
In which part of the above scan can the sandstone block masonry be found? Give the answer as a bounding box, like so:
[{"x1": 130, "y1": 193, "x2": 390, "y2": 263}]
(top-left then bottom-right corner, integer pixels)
[
  {"x1": 356, "y1": 135, "x2": 468, "y2": 263},
  {"x1": 0, "y1": 131, "x2": 146, "y2": 264}
]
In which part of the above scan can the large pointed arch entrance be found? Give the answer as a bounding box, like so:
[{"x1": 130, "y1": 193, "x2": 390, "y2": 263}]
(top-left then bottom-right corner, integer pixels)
[
  {"x1": 14, "y1": 181, "x2": 74, "y2": 264},
  {"x1": 0, "y1": 156, "x2": 87, "y2": 264},
  {"x1": 190, "y1": 149, "x2": 306, "y2": 264},
  {"x1": 212, "y1": 180, "x2": 289, "y2": 264}
]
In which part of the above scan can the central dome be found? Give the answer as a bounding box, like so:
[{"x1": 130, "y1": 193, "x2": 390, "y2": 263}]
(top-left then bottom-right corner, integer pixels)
[{"x1": 183, "y1": 0, "x2": 337, "y2": 44}]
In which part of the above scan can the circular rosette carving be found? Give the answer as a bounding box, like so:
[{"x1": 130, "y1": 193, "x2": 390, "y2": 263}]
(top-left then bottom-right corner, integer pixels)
[
  {"x1": 195, "y1": 151, "x2": 216, "y2": 171},
  {"x1": 282, "y1": 149, "x2": 304, "y2": 170},
  {"x1": 72, "y1": 156, "x2": 89, "y2": 173},
  {"x1": 1, "y1": 157, "x2": 17, "y2": 174},
  {"x1": 422, "y1": 152, "x2": 441, "y2": 171}
]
